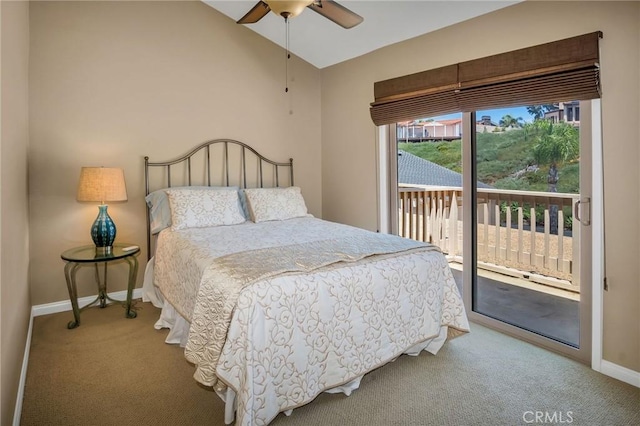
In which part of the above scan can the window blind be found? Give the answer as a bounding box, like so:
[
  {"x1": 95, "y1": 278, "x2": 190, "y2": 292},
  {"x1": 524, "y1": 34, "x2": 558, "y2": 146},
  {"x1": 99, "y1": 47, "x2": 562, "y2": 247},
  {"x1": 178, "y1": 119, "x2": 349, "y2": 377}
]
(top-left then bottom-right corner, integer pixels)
[{"x1": 370, "y1": 32, "x2": 602, "y2": 126}]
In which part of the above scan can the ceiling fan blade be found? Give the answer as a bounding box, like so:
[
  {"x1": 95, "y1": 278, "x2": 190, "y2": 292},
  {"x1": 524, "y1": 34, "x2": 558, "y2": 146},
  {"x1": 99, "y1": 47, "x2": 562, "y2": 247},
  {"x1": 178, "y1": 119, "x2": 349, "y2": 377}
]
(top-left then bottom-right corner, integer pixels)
[
  {"x1": 237, "y1": 1, "x2": 270, "y2": 24},
  {"x1": 308, "y1": 0, "x2": 363, "y2": 29}
]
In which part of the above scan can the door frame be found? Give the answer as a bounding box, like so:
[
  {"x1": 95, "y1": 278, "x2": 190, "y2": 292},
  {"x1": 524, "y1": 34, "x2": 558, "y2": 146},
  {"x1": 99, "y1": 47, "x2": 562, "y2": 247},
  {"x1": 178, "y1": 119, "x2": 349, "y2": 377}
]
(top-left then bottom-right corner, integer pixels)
[
  {"x1": 377, "y1": 100, "x2": 605, "y2": 373},
  {"x1": 589, "y1": 99, "x2": 605, "y2": 370},
  {"x1": 377, "y1": 124, "x2": 397, "y2": 235}
]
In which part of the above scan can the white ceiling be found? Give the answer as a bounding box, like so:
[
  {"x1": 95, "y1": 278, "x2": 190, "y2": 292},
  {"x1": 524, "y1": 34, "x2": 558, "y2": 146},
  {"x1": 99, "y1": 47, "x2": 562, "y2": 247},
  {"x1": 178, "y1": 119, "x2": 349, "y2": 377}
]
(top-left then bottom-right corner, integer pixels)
[{"x1": 204, "y1": 1, "x2": 521, "y2": 69}]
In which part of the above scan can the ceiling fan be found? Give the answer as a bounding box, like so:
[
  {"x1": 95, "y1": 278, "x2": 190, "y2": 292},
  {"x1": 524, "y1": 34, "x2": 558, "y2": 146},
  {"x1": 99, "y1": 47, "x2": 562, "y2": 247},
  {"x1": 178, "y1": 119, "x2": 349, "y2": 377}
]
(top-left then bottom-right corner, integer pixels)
[{"x1": 237, "y1": 0, "x2": 364, "y2": 29}]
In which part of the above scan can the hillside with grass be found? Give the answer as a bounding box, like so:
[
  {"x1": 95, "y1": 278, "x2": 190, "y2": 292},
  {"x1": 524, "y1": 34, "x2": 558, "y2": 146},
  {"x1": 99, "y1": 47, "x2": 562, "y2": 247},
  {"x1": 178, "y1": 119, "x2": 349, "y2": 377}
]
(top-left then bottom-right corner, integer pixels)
[{"x1": 399, "y1": 123, "x2": 580, "y2": 194}]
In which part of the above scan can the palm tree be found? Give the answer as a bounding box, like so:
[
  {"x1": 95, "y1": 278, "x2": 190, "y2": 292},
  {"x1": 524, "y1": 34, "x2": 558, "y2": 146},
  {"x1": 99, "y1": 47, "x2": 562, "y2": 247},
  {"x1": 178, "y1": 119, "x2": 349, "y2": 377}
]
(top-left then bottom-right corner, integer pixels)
[
  {"x1": 526, "y1": 104, "x2": 558, "y2": 121},
  {"x1": 499, "y1": 114, "x2": 524, "y2": 128},
  {"x1": 531, "y1": 120, "x2": 579, "y2": 233}
]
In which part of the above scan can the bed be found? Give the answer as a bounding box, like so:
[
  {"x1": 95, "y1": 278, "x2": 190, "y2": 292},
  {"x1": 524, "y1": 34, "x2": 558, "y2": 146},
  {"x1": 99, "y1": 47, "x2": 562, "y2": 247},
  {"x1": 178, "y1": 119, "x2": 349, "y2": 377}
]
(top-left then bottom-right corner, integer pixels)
[{"x1": 142, "y1": 139, "x2": 470, "y2": 425}]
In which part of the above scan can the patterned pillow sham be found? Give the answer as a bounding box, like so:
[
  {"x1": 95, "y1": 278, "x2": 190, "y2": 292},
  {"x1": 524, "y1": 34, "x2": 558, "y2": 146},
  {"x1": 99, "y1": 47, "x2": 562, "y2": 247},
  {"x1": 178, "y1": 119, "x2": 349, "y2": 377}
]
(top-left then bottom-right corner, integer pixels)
[
  {"x1": 145, "y1": 186, "x2": 240, "y2": 234},
  {"x1": 243, "y1": 187, "x2": 309, "y2": 223},
  {"x1": 165, "y1": 188, "x2": 246, "y2": 231}
]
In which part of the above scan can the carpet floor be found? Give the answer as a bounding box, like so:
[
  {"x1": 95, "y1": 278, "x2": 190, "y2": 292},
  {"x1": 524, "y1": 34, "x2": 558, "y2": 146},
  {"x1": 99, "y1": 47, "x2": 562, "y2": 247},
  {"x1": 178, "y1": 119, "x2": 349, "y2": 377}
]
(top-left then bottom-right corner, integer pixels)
[{"x1": 20, "y1": 301, "x2": 639, "y2": 426}]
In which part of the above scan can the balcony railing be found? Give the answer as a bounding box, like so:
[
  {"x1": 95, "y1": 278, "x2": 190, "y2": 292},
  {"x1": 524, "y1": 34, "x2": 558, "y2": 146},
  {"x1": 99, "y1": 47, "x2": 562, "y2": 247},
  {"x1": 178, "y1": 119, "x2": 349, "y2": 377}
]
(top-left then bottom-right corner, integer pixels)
[{"x1": 398, "y1": 184, "x2": 580, "y2": 292}]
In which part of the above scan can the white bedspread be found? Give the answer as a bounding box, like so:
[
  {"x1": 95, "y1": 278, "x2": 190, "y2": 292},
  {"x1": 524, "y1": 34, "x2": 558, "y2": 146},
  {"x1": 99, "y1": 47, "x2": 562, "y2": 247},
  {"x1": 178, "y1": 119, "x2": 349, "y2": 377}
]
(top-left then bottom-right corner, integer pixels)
[{"x1": 151, "y1": 217, "x2": 469, "y2": 426}]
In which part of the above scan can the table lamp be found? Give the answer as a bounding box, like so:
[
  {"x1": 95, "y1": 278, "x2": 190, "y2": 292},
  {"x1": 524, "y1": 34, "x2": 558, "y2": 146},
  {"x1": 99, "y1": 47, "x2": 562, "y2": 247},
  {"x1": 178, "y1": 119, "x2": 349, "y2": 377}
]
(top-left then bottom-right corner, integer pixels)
[{"x1": 76, "y1": 167, "x2": 128, "y2": 254}]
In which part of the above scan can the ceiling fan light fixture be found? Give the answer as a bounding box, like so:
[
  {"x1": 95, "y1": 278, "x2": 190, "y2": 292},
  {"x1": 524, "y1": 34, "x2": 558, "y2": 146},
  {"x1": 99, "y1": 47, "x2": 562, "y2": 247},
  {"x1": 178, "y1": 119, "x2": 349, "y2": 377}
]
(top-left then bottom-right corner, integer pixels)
[{"x1": 265, "y1": 0, "x2": 314, "y2": 19}]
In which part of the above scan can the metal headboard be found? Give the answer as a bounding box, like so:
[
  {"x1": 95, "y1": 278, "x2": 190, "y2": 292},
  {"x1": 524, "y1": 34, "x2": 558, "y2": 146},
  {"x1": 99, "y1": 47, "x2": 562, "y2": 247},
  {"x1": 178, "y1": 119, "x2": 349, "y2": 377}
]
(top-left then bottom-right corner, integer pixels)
[{"x1": 144, "y1": 138, "x2": 294, "y2": 260}]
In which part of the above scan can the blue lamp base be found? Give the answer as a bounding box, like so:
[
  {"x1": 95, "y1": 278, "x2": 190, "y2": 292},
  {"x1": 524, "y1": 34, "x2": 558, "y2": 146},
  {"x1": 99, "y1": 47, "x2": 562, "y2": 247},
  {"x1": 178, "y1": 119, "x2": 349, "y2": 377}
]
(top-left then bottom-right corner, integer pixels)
[{"x1": 91, "y1": 205, "x2": 116, "y2": 254}]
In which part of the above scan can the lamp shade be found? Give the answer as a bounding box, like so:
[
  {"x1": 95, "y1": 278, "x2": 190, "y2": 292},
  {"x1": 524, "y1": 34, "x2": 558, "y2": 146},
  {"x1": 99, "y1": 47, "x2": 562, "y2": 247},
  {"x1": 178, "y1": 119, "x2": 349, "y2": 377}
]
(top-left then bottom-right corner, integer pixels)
[{"x1": 76, "y1": 167, "x2": 127, "y2": 203}]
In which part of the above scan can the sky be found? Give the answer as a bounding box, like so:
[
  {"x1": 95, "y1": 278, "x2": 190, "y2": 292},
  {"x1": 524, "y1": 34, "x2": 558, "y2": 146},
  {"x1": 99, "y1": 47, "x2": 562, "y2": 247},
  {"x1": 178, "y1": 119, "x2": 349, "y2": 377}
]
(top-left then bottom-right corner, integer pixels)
[{"x1": 434, "y1": 106, "x2": 534, "y2": 124}]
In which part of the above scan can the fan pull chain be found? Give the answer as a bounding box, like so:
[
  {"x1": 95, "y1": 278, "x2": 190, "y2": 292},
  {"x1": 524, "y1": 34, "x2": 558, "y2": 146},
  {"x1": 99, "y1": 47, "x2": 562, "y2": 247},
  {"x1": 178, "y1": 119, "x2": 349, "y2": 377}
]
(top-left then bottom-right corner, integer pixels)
[{"x1": 285, "y1": 16, "x2": 290, "y2": 93}]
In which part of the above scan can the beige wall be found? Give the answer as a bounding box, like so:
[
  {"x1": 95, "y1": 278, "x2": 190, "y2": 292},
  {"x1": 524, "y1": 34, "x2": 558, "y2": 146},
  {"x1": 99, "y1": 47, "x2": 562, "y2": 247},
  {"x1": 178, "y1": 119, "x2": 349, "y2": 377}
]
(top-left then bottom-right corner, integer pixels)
[
  {"x1": 321, "y1": 1, "x2": 640, "y2": 372},
  {"x1": 1, "y1": 0, "x2": 31, "y2": 424},
  {"x1": 13, "y1": 4, "x2": 639, "y2": 420},
  {"x1": 29, "y1": 1, "x2": 322, "y2": 305}
]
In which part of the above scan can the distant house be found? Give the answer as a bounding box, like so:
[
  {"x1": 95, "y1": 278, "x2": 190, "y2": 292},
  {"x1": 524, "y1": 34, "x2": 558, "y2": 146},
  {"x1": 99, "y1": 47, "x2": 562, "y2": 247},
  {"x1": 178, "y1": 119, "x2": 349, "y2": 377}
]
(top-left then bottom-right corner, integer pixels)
[
  {"x1": 476, "y1": 115, "x2": 501, "y2": 133},
  {"x1": 397, "y1": 119, "x2": 462, "y2": 142},
  {"x1": 544, "y1": 101, "x2": 580, "y2": 125},
  {"x1": 477, "y1": 115, "x2": 498, "y2": 126},
  {"x1": 398, "y1": 150, "x2": 492, "y2": 188},
  {"x1": 398, "y1": 115, "x2": 519, "y2": 141}
]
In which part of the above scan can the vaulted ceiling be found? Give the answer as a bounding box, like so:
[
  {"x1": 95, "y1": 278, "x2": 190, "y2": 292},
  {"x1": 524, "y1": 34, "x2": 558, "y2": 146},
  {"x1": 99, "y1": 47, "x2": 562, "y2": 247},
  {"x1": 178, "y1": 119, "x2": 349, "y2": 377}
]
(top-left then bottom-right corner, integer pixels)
[{"x1": 204, "y1": 1, "x2": 521, "y2": 69}]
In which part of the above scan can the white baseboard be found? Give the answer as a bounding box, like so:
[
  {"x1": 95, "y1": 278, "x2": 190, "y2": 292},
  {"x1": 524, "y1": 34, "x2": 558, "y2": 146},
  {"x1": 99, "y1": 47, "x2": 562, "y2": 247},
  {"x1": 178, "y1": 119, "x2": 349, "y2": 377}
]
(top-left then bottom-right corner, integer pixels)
[
  {"x1": 13, "y1": 313, "x2": 33, "y2": 426},
  {"x1": 31, "y1": 289, "x2": 143, "y2": 317},
  {"x1": 14, "y1": 289, "x2": 144, "y2": 425},
  {"x1": 600, "y1": 360, "x2": 640, "y2": 388}
]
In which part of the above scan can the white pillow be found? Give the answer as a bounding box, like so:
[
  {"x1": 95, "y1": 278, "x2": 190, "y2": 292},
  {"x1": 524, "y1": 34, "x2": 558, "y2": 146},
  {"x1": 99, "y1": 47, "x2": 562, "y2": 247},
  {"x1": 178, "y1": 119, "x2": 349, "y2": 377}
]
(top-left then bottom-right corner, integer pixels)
[
  {"x1": 146, "y1": 186, "x2": 241, "y2": 234},
  {"x1": 166, "y1": 188, "x2": 246, "y2": 230},
  {"x1": 243, "y1": 187, "x2": 309, "y2": 223}
]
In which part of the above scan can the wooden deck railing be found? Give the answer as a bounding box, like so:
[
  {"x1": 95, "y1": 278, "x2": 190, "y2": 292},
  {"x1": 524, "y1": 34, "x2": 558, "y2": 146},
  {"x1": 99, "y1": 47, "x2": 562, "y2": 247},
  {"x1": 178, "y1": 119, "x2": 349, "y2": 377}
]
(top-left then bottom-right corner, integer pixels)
[{"x1": 398, "y1": 184, "x2": 580, "y2": 291}]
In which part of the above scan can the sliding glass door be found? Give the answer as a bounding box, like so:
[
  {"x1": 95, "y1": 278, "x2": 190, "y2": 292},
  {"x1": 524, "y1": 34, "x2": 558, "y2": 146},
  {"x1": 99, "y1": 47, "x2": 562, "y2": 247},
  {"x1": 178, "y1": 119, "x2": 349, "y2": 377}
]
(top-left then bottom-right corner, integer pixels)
[
  {"x1": 387, "y1": 102, "x2": 594, "y2": 364},
  {"x1": 464, "y1": 103, "x2": 592, "y2": 364}
]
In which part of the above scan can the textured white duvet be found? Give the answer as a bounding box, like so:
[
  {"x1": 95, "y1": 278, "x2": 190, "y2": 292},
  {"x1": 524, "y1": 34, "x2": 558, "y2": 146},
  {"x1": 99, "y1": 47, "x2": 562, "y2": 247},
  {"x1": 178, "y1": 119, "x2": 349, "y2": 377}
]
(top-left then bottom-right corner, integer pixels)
[{"x1": 149, "y1": 217, "x2": 469, "y2": 425}]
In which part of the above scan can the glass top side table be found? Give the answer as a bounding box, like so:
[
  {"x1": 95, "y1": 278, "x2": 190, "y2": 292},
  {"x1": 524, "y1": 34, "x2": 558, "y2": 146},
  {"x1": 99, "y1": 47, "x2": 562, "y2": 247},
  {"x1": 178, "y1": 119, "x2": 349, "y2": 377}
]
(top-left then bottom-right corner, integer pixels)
[{"x1": 61, "y1": 243, "x2": 140, "y2": 329}]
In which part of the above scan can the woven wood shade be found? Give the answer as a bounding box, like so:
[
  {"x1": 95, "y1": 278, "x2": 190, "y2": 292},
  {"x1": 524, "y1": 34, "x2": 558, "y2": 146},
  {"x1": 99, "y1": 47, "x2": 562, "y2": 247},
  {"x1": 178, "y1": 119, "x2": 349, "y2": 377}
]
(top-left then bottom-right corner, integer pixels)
[{"x1": 370, "y1": 32, "x2": 602, "y2": 125}]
